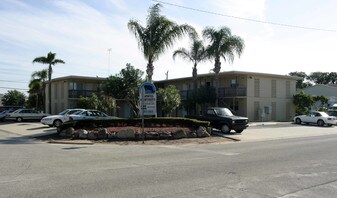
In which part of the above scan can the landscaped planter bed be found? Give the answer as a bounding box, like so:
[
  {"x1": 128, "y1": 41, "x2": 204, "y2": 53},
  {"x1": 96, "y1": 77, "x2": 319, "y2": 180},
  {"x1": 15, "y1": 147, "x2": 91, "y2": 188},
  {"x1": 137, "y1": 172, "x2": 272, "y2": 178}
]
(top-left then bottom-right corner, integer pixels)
[{"x1": 57, "y1": 118, "x2": 211, "y2": 141}]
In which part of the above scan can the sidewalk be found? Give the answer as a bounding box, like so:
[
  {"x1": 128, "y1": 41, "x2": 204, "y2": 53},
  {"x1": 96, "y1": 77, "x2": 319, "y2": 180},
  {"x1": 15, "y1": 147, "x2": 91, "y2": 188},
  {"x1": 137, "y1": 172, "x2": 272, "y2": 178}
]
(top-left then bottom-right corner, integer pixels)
[
  {"x1": 248, "y1": 121, "x2": 291, "y2": 127},
  {"x1": 223, "y1": 122, "x2": 337, "y2": 142}
]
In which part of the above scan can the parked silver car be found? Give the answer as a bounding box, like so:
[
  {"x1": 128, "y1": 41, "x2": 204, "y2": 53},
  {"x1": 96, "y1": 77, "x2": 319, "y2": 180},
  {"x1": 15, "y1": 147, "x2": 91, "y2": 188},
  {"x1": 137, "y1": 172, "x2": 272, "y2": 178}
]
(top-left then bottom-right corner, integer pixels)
[
  {"x1": 294, "y1": 111, "x2": 337, "y2": 126},
  {"x1": 5, "y1": 109, "x2": 50, "y2": 122},
  {"x1": 41, "y1": 109, "x2": 85, "y2": 127},
  {"x1": 67, "y1": 110, "x2": 112, "y2": 121}
]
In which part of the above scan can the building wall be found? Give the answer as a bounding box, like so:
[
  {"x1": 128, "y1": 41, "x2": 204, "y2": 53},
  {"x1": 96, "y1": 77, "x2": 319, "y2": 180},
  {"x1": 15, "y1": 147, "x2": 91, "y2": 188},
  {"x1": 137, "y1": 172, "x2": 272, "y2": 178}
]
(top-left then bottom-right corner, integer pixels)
[{"x1": 246, "y1": 76, "x2": 296, "y2": 121}]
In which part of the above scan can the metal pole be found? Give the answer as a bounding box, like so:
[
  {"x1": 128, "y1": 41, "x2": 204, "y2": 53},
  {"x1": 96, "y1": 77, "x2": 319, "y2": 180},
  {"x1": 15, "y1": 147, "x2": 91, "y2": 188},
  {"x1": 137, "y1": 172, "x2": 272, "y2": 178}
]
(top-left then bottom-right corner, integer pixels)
[
  {"x1": 141, "y1": 88, "x2": 145, "y2": 144},
  {"x1": 107, "y1": 48, "x2": 111, "y2": 74}
]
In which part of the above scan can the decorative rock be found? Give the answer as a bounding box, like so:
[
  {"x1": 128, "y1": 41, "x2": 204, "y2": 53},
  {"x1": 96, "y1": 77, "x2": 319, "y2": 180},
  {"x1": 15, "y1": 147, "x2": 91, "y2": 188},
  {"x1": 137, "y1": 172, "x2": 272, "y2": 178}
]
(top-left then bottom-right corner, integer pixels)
[
  {"x1": 187, "y1": 132, "x2": 197, "y2": 138},
  {"x1": 107, "y1": 132, "x2": 116, "y2": 140},
  {"x1": 78, "y1": 129, "x2": 88, "y2": 139},
  {"x1": 159, "y1": 132, "x2": 172, "y2": 139},
  {"x1": 172, "y1": 129, "x2": 187, "y2": 139},
  {"x1": 196, "y1": 126, "x2": 210, "y2": 137},
  {"x1": 65, "y1": 127, "x2": 75, "y2": 137},
  {"x1": 145, "y1": 132, "x2": 159, "y2": 139},
  {"x1": 72, "y1": 131, "x2": 79, "y2": 139},
  {"x1": 116, "y1": 129, "x2": 136, "y2": 139},
  {"x1": 59, "y1": 129, "x2": 67, "y2": 137},
  {"x1": 87, "y1": 131, "x2": 97, "y2": 140},
  {"x1": 97, "y1": 128, "x2": 108, "y2": 139}
]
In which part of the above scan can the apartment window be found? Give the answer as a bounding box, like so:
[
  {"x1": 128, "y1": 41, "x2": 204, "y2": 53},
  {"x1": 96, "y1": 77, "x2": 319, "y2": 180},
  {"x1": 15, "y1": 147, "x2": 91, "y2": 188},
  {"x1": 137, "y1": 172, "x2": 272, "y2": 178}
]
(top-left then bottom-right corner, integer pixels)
[
  {"x1": 61, "y1": 82, "x2": 64, "y2": 99},
  {"x1": 254, "y1": 101, "x2": 260, "y2": 121},
  {"x1": 54, "y1": 83, "x2": 58, "y2": 99},
  {"x1": 68, "y1": 82, "x2": 83, "y2": 90},
  {"x1": 271, "y1": 80, "x2": 276, "y2": 98},
  {"x1": 286, "y1": 102, "x2": 291, "y2": 120},
  {"x1": 206, "y1": 82, "x2": 211, "y2": 87},
  {"x1": 271, "y1": 102, "x2": 276, "y2": 120},
  {"x1": 254, "y1": 79, "x2": 260, "y2": 97},
  {"x1": 286, "y1": 81, "x2": 291, "y2": 98}
]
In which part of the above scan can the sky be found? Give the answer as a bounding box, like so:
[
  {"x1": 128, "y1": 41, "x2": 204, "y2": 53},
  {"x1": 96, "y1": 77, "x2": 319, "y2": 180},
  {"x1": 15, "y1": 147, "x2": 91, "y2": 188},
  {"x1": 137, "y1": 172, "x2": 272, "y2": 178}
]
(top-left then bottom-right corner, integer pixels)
[{"x1": 1, "y1": 0, "x2": 337, "y2": 94}]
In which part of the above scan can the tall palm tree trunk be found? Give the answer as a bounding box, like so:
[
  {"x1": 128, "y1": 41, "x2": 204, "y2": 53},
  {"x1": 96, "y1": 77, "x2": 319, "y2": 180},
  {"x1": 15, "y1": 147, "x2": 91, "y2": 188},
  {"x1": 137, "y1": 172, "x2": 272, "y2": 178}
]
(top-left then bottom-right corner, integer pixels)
[
  {"x1": 146, "y1": 60, "x2": 154, "y2": 82},
  {"x1": 214, "y1": 58, "x2": 221, "y2": 106},
  {"x1": 48, "y1": 64, "x2": 52, "y2": 114}
]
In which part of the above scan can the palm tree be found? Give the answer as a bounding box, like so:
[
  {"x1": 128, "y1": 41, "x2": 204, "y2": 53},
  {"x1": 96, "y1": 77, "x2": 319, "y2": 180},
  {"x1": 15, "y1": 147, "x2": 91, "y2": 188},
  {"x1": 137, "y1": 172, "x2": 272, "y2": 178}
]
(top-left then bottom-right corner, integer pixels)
[
  {"x1": 33, "y1": 52, "x2": 65, "y2": 113},
  {"x1": 203, "y1": 26, "x2": 244, "y2": 105},
  {"x1": 28, "y1": 78, "x2": 42, "y2": 110},
  {"x1": 128, "y1": 3, "x2": 195, "y2": 82},
  {"x1": 31, "y1": 69, "x2": 48, "y2": 111},
  {"x1": 173, "y1": 39, "x2": 207, "y2": 82}
]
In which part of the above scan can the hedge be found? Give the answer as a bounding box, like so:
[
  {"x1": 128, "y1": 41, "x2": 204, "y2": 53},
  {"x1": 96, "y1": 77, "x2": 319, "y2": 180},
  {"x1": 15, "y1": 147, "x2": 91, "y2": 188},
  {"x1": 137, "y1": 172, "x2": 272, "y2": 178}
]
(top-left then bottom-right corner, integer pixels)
[{"x1": 59, "y1": 117, "x2": 210, "y2": 131}]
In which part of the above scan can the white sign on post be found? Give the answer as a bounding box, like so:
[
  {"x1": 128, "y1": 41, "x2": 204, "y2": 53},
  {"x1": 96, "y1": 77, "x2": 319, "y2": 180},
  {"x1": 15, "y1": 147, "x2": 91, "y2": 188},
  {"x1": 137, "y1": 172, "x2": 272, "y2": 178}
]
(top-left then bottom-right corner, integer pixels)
[{"x1": 139, "y1": 82, "x2": 157, "y2": 117}]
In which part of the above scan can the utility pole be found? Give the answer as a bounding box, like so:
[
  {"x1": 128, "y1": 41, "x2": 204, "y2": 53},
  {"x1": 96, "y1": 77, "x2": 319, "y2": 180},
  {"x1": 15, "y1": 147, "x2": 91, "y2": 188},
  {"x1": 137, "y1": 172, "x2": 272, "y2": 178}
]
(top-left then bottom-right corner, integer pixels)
[{"x1": 107, "y1": 48, "x2": 112, "y2": 75}]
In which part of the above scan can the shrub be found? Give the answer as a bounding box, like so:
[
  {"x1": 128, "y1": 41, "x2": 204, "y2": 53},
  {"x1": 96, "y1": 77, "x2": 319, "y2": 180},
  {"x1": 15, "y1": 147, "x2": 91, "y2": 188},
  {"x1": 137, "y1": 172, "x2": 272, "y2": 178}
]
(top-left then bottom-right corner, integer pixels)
[{"x1": 59, "y1": 117, "x2": 209, "y2": 131}]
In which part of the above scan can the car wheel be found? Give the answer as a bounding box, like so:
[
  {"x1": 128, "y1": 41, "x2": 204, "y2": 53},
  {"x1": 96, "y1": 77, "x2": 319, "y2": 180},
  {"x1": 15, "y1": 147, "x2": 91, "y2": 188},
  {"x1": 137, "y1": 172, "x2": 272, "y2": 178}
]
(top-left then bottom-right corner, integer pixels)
[
  {"x1": 221, "y1": 125, "x2": 230, "y2": 133},
  {"x1": 317, "y1": 119, "x2": 325, "y2": 127},
  {"x1": 53, "y1": 119, "x2": 62, "y2": 127},
  {"x1": 295, "y1": 118, "x2": 302, "y2": 124},
  {"x1": 235, "y1": 129, "x2": 243, "y2": 133},
  {"x1": 16, "y1": 117, "x2": 23, "y2": 122}
]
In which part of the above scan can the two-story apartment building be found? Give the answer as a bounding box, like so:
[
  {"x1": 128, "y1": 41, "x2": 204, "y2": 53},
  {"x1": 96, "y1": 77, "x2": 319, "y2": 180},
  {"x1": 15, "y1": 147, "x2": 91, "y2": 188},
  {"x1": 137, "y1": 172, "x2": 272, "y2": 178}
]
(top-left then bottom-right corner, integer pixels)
[
  {"x1": 156, "y1": 71, "x2": 300, "y2": 121},
  {"x1": 45, "y1": 71, "x2": 300, "y2": 121},
  {"x1": 45, "y1": 76, "x2": 105, "y2": 114}
]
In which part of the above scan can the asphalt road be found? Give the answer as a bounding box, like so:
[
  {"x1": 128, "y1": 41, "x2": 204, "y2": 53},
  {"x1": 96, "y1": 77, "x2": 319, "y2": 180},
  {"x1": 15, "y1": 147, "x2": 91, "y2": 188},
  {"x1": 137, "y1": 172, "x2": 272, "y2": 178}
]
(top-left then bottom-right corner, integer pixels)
[{"x1": 1, "y1": 123, "x2": 337, "y2": 197}]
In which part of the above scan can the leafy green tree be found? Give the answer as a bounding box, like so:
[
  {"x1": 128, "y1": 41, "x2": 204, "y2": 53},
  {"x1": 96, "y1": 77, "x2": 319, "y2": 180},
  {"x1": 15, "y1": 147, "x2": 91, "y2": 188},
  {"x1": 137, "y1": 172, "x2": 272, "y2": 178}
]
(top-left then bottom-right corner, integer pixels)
[
  {"x1": 158, "y1": 85, "x2": 181, "y2": 117},
  {"x1": 293, "y1": 91, "x2": 314, "y2": 115},
  {"x1": 33, "y1": 52, "x2": 65, "y2": 113},
  {"x1": 202, "y1": 26, "x2": 244, "y2": 105},
  {"x1": 308, "y1": 72, "x2": 330, "y2": 84},
  {"x1": 328, "y1": 72, "x2": 337, "y2": 84},
  {"x1": 77, "y1": 93, "x2": 101, "y2": 110},
  {"x1": 1, "y1": 90, "x2": 26, "y2": 106},
  {"x1": 128, "y1": 3, "x2": 195, "y2": 82},
  {"x1": 101, "y1": 63, "x2": 144, "y2": 117},
  {"x1": 31, "y1": 69, "x2": 48, "y2": 110},
  {"x1": 288, "y1": 71, "x2": 313, "y2": 89},
  {"x1": 313, "y1": 95, "x2": 329, "y2": 110},
  {"x1": 28, "y1": 78, "x2": 43, "y2": 110},
  {"x1": 173, "y1": 38, "x2": 207, "y2": 82}
]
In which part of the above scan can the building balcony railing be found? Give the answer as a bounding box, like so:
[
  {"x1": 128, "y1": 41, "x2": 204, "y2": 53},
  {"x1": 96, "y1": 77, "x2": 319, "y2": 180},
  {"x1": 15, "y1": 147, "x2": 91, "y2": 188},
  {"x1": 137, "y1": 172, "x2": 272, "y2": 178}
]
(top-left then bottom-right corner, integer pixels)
[
  {"x1": 218, "y1": 87, "x2": 247, "y2": 97},
  {"x1": 180, "y1": 87, "x2": 247, "y2": 100},
  {"x1": 180, "y1": 90, "x2": 192, "y2": 100},
  {"x1": 68, "y1": 90, "x2": 99, "y2": 98}
]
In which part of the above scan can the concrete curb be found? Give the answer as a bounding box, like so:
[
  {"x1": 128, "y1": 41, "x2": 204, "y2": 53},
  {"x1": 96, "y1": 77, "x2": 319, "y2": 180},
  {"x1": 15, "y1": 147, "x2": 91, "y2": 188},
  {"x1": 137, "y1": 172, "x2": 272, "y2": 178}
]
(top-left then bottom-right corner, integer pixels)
[
  {"x1": 212, "y1": 131, "x2": 241, "y2": 142},
  {"x1": 48, "y1": 140, "x2": 94, "y2": 145}
]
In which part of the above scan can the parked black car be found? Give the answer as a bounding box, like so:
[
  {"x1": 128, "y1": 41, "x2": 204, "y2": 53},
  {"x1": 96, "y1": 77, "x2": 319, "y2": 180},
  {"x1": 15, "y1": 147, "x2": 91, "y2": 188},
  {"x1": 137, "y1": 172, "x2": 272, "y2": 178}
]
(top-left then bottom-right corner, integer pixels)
[{"x1": 185, "y1": 107, "x2": 249, "y2": 133}]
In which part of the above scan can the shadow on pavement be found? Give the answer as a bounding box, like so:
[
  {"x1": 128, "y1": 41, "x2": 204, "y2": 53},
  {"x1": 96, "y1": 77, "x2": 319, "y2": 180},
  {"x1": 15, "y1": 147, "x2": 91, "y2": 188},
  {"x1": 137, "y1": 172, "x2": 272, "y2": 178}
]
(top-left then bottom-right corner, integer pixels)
[{"x1": 0, "y1": 136, "x2": 37, "y2": 144}]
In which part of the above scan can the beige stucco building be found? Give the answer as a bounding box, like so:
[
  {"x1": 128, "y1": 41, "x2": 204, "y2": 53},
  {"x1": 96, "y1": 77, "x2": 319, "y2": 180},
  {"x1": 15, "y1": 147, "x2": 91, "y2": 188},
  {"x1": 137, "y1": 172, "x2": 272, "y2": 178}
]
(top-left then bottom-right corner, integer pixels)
[
  {"x1": 45, "y1": 76, "x2": 106, "y2": 114},
  {"x1": 156, "y1": 71, "x2": 300, "y2": 121},
  {"x1": 46, "y1": 71, "x2": 300, "y2": 121}
]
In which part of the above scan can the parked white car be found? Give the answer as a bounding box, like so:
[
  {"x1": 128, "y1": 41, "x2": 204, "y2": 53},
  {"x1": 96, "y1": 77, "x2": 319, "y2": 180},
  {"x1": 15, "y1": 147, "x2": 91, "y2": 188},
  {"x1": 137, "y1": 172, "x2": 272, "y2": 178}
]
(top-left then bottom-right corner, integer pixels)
[
  {"x1": 41, "y1": 109, "x2": 85, "y2": 127},
  {"x1": 67, "y1": 110, "x2": 112, "y2": 121},
  {"x1": 6, "y1": 109, "x2": 50, "y2": 122},
  {"x1": 294, "y1": 111, "x2": 337, "y2": 126}
]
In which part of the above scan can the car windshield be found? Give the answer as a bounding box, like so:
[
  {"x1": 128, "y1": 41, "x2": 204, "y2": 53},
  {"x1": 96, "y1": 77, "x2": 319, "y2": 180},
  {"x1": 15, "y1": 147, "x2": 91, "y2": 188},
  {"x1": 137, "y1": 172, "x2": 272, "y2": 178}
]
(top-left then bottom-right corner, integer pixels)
[
  {"x1": 58, "y1": 110, "x2": 69, "y2": 115},
  {"x1": 214, "y1": 108, "x2": 234, "y2": 116},
  {"x1": 320, "y1": 112, "x2": 329, "y2": 117}
]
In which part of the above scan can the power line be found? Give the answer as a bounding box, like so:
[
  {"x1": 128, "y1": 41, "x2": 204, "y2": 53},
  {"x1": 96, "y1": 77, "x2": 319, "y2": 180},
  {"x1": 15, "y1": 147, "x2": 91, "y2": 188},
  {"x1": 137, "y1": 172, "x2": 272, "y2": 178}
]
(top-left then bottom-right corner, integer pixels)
[
  {"x1": 153, "y1": 0, "x2": 337, "y2": 33},
  {"x1": 0, "y1": 87, "x2": 29, "y2": 91},
  {"x1": 0, "y1": 80, "x2": 28, "y2": 83}
]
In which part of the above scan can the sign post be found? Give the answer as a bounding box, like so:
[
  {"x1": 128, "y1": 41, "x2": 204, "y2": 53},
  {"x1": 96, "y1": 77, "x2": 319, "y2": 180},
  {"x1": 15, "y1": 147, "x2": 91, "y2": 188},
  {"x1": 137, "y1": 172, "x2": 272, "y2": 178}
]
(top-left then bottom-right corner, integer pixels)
[{"x1": 139, "y1": 82, "x2": 157, "y2": 143}]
